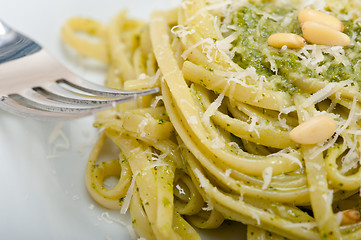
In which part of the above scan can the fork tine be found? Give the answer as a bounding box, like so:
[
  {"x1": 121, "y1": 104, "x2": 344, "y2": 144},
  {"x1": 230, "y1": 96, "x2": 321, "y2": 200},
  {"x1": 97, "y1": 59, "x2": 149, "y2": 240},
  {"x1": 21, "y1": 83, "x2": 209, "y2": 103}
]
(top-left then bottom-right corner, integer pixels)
[
  {"x1": 8, "y1": 89, "x2": 136, "y2": 113},
  {"x1": 9, "y1": 93, "x2": 99, "y2": 113},
  {"x1": 34, "y1": 83, "x2": 128, "y2": 105},
  {"x1": 57, "y1": 78, "x2": 160, "y2": 97},
  {"x1": 0, "y1": 96, "x2": 90, "y2": 120}
]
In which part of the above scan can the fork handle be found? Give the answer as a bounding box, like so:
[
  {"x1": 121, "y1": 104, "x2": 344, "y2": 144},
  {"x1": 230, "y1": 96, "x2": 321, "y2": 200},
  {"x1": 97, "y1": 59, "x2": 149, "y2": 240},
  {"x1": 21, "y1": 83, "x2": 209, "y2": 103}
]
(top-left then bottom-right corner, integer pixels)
[
  {"x1": 0, "y1": 20, "x2": 42, "y2": 64},
  {"x1": 0, "y1": 19, "x2": 15, "y2": 50},
  {"x1": 0, "y1": 19, "x2": 11, "y2": 35}
]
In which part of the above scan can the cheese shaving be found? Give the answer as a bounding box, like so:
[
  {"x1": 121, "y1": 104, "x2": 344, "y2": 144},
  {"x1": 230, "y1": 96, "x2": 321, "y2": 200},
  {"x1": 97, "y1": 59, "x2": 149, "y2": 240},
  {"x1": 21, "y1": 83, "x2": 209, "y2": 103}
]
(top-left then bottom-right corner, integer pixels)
[
  {"x1": 150, "y1": 96, "x2": 163, "y2": 108},
  {"x1": 194, "y1": 168, "x2": 214, "y2": 211},
  {"x1": 194, "y1": 168, "x2": 208, "y2": 189},
  {"x1": 247, "y1": 115, "x2": 259, "y2": 137},
  {"x1": 269, "y1": 148, "x2": 303, "y2": 169},
  {"x1": 202, "y1": 201, "x2": 214, "y2": 211},
  {"x1": 216, "y1": 32, "x2": 238, "y2": 58},
  {"x1": 283, "y1": 222, "x2": 318, "y2": 230},
  {"x1": 300, "y1": 84, "x2": 337, "y2": 109},
  {"x1": 98, "y1": 211, "x2": 137, "y2": 240},
  {"x1": 251, "y1": 212, "x2": 261, "y2": 225},
  {"x1": 120, "y1": 171, "x2": 138, "y2": 214},
  {"x1": 171, "y1": 25, "x2": 195, "y2": 39},
  {"x1": 48, "y1": 122, "x2": 70, "y2": 156},
  {"x1": 280, "y1": 106, "x2": 296, "y2": 115},
  {"x1": 335, "y1": 211, "x2": 344, "y2": 226},
  {"x1": 120, "y1": 161, "x2": 170, "y2": 215},
  {"x1": 340, "y1": 135, "x2": 359, "y2": 174},
  {"x1": 224, "y1": 168, "x2": 232, "y2": 177},
  {"x1": 262, "y1": 167, "x2": 273, "y2": 190},
  {"x1": 202, "y1": 93, "x2": 225, "y2": 123},
  {"x1": 138, "y1": 119, "x2": 149, "y2": 138},
  {"x1": 310, "y1": 97, "x2": 359, "y2": 159},
  {"x1": 181, "y1": 38, "x2": 214, "y2": 60}
]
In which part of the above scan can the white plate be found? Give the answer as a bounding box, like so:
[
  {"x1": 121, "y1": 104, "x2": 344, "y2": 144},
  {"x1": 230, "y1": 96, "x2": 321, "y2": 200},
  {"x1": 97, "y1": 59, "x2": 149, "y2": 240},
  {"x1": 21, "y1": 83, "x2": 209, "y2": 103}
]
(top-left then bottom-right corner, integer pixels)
[{"x1": 0, "y1": 0, "x2": 246, "y2": 239}]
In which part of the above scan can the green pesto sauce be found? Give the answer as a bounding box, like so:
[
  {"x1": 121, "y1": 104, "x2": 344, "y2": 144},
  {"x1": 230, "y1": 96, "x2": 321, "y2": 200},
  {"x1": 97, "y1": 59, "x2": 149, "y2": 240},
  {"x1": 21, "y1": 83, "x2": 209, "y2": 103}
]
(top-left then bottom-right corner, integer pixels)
[{"x1": 230, "y1": 2, "x2": 361, "y2": 93}]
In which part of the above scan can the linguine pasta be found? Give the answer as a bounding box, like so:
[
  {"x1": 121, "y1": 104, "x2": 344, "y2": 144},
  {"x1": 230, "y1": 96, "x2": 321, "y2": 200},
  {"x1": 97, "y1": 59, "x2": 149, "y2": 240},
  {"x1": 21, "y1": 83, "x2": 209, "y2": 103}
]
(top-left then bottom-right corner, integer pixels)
[{"x1": 62, "y1": 0, "x2": 361, "y2": 239}]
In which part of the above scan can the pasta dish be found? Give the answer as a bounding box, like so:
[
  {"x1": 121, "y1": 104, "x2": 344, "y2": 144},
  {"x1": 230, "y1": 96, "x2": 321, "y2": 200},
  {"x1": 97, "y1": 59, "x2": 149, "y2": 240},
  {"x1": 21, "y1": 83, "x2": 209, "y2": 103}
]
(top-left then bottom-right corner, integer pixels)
[{"x1": 62, "y1": 0, "x2": 361, "y2": 239}]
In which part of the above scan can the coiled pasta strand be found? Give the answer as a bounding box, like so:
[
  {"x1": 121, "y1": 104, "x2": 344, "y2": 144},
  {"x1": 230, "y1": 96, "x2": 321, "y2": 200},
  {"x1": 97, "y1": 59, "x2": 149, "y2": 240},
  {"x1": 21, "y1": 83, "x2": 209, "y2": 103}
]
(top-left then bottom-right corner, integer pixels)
[{"x1": 62, "y1": 0, "x2": 361, "y2": 239}]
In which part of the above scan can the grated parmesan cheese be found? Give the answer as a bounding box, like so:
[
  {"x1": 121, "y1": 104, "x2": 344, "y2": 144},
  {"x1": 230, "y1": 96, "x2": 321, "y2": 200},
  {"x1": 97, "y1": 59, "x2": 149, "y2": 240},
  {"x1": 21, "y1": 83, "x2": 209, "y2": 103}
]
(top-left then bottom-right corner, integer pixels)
[
  {"x1": 48, "y1": 122, "x2": 70, "y2": 157},
  {"x1": 283, "y1": 222, "x2": 318, "y2": 230},
  {"x1": 309, "y1": 97, "x2": 359, "y2": 160},
  {"x1": 72, "y1": 194, "x2": 80, "y2": 200},
  {"x1": 120, "y1": 161, "x2": 170, "y2": 215},
  {"x1": 251, "y1": 212, "x2": 261, "y2": 225},
  {"x1": 171, "y1": 25, "x2": 195, "y2": 39},
  {"x1": 300, "y1": 83, "x2": 337, "y2": 109},
  {"x1": 280, "y1": 106, "x2": 296, "y2": 115},
  {"x1": 213, "y1": 16, "x2": 224, "y2": 40},
  {"x1": 301, "y1": 0, "x2": 326, "y2": 10},
  {"x1": 99, "y1": 212, "x2": 115, "y2": 224},
  {"x1": 268, "y1": 148, "x2": 303, "y2": 168},
  {"x1": 202, "y1": 201, "x2": 214, "y2": 211},
  {"x1": 202, "y1": 93, "x2": 225, "y2": 123},
  {"x1": 194, "y1": 168, "x2": 208, "y2": 189},
  {"x1": 151, "y1": 151, "x2": 169, "y2": 162},
  {"x1": 150, "y1": 96, "x2": 163, "y2": 108},
  {"x1": 335, "y1": 211, "x2": 344, "y2": 226},
  {"x1": 194, "y1": 168, "x2": 214, "y2": 211},
  {"x1": 277, "y1": 114, "x2": 291, "y2": 131},
  {"x1": 247, "y1": 116, "x2": 260, "y2": 138},
  {"x1": 224, "y1": 168, "x2": 232, "y2": 178},
  {"x1": 98, "y1": 212, "x2": 138, "y2": 240},
  {"x1": 340, "y1": 135, "x2": 359, "y2": 174},
  {"x1": 321, "y1": 190, "x2": 334, "y2": 207},
  {"x1": 215, "y1": 32, "x2": 238, "y2": 58},
  {"x1": 181, "y1": 38, "x2": 214, "y2": 60},
  {"x1": 297, "y1": 44, "x2": 351, "y2": 77},
  {"x1": 261, "y1": 167, "x2": 273, "y2": 190},
  {"x1": 120, "y1": 171, "x2": 138, "y2": 214},
  {"x1": 137, "y1": 119, "x2": 149, "y2": 138},
  {"x1": 263, "y1": 46, "x2": 278, "y2": 74}
]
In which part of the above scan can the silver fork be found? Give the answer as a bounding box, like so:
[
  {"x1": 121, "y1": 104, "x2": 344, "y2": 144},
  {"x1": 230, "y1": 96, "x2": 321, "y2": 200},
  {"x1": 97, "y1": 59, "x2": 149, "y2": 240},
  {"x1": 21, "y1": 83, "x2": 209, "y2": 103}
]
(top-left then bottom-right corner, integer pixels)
[{"x1": 0, "y1": 19, "x2": 159, "y2": 120}]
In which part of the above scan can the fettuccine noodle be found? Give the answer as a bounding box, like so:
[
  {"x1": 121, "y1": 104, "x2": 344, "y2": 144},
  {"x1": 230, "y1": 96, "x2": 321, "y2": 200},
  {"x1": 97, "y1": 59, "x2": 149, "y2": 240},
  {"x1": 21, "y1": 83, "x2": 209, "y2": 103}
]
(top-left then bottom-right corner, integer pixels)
[{"x1": 62, "y1": 0, "x2": 361, "y2": 239}]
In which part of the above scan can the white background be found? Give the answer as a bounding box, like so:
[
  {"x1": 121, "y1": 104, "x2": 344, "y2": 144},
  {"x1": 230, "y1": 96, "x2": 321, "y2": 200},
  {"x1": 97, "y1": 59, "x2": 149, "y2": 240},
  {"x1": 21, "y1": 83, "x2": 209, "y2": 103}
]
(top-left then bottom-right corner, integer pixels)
[{"x1": 0, "y1": 0, "x2": 246, "y2": 239}]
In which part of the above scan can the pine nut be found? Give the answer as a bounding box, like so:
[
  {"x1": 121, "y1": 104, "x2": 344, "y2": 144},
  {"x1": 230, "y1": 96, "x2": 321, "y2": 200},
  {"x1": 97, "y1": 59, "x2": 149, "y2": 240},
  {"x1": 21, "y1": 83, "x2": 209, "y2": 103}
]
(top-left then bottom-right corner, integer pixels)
[
  {"x1": 298, "y1": 9, "x2": 345, "y2": 32},
  {"x1": 267, "y1": 33, "x2": 306, "y2": 49},
  {"x1": 289, "y1": 115, "x2": 337, "y2": 145},
  {"x1": 302, "y1": 21, "x2": 350, "y2": 46},
  {"x1": 341, "y1": 209, "x2": 361, "y2": 225}
]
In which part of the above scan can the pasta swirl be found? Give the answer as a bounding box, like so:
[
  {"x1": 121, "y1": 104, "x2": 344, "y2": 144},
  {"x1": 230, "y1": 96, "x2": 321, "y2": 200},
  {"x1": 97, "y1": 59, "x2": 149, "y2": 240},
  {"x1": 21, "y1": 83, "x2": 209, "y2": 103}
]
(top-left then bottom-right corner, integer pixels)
[{"x1": 62, "y1": 0, "x2": 361, "y2": 239}]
